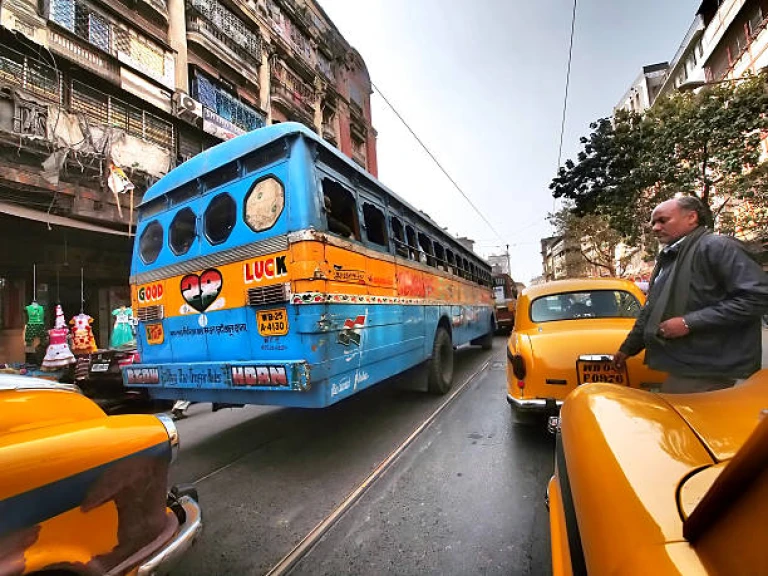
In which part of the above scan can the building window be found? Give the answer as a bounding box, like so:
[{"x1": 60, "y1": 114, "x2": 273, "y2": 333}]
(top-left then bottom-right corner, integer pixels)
[{"x1": 192, "y1": 72, "x2": 265, "y2": 133}]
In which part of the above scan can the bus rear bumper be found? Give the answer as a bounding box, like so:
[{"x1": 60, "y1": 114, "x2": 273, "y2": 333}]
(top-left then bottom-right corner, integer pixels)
[{"x1": 123, "y1": 360, "x2": 311, "y2": 392}]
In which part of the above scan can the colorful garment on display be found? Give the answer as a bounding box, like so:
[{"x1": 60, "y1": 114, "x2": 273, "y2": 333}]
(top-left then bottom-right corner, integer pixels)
[
  {"x1": 69, "y1": 313, "x2": 98, "y2": 354},
  {"x1": 110, "y1": 306, "x2": 136, "y2": 348},
  {"x1": 41, "y1": 304, "x2": 76, "y2": 371},
  {"x1": 24, "y1": 301, "x2": 46, "y2": 344}
]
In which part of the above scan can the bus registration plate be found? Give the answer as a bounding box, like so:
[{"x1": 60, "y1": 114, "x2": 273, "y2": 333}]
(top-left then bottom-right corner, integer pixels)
[
  {"x1": 257, "y1": 308, "x2": 288, "y2": 336},
  {"x1": 145, "y1": 323, "x2": 164, "y2": 345},
  {"x1": 577, "y1": 356, "x2": 627, "y2": 385}
]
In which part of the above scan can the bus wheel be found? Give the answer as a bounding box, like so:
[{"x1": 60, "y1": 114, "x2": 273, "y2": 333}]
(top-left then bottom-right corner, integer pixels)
[{"x1": 428, "y1": 327, "x2": 454, "y2": 394}]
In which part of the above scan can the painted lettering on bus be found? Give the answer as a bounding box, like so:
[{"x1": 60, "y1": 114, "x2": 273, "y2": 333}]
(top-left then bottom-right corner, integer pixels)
[
  {"x1": 243, "y1": 255, "x2": 288, "y2": 284},
  {"x1": 231, "y1": 365, "x2": 288, "y2": 386},
  {"x1": 125, "y1": 367, "x2": 160, "y2": 385},
  {"x1": 138, "y1": 283, "x2": 164, "y2": 303}
]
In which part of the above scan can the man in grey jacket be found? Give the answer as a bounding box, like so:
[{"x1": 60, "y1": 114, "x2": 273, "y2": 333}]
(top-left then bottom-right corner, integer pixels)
[{"x1": 613, "y1": 196, "x2": 768, "y2": 393}]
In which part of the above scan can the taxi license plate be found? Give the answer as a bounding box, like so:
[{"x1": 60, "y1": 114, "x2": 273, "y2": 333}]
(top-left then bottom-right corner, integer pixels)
[
  {"x1": 577, "y1": 355, "x2": 628, "y2": 385},
  {"x1": 257, "y1": 308, "x2": 288, "y2": 336},
  {"x1": 145, "y1": 323, "x2": 164, "y2": 345},
  {"x1": 91, "y1": 363, "x2": 110, "y2": 373}
]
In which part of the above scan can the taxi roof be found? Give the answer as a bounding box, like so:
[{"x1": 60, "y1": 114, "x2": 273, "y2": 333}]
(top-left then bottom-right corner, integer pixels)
[{"x1": 522, "y1": 278, "x2": 641, "y2": 300}]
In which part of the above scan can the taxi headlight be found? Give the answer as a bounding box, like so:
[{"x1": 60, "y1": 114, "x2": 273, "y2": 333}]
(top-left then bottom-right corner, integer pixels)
[{"x1": 155, "y1": 412, "x2": 180, "y2": 463}]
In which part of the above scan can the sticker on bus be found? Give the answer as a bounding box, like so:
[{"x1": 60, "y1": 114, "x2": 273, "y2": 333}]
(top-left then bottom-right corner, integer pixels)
[
  {"x1": 145, "y1": 323, "x2": 164, "y2": 345},
  {"x1": 257, "y1": 308, "x2": 288, "y2": 336}
]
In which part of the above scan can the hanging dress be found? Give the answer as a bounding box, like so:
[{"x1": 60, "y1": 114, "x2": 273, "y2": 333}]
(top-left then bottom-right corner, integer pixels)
[
  {"x1": 24, "y1": 302, "x2": 46, "y2": 345},
  {"x1": 70, "y1": 313, "x2": 98, "y2": 354},
  {"x1": 41, "y1": 305, "x2": 76, "y2": 370},
  {"x1": 110, "y1": 306, "x2": 136, "y2": 348}
]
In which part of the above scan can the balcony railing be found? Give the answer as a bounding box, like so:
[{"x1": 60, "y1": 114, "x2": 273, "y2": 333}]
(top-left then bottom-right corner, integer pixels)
[
  {"x1": 71, "y1": 80, "x2": 174, "y2": 149},
  {"x1": 270, "y1": 60, "x2": 314, "y2": 118},
  {"x1": 186, "y1": 0, "x2": 261, "y2": 65},
  {"x1": 0, "y1": 44, "x2": 62, "y2": 104},
  {"x1": 192, "y1": 75, "x2": 265, "y2": 133}
]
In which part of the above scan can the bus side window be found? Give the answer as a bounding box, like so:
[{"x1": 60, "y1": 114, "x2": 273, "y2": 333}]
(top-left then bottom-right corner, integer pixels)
[
  {"x1": 391, "y1": 216, "x2": 409, "y2": 257},
  {"x1": 405, "y1": 225, "x2": 419, "y2": 261},
  {"x1": 446, "y1": 249, "x2": 456, "y2": 275},
  {"x1": 170, "y1": 207, "x2": 197, "y2": 255},
  {"x1": 433, "y1": 242, "x2": 447, "y2": 272},
  {"x1": 418, "y1": 232, "x2": 434, "y2": 267},
  {"x1": 322, "y1": 178, "x2": 360, "y2": 240},
  {"x1": 362, "y1": 203, "x2": 388, "y2": 248}
]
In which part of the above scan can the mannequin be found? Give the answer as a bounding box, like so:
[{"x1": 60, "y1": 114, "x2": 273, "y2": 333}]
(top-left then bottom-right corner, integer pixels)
[
  {"x1": 24, "y1": 300, "x2": 46, "y2": 349},
  {"x1": 41, "y1": 304, "x2": 76, "y2": 371},
  {"x1": 110, "y1": 305, "x2": 136, "y2": 348},
  {"x1": 70, "y1": 312, "x2": 98, "y2": 354}
]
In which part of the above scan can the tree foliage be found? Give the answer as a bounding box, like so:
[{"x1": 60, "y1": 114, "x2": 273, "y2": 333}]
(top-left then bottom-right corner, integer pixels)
[
  {"x1": 551, "y1": 73, "x2": 768, "y2": 241},
  {"x1": 547, "y1": 207, "x2": 630, "y2": 277}
]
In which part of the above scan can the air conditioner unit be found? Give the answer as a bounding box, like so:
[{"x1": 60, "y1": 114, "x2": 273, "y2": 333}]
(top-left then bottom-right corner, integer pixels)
[{"x1": 173, "y1": 91, "x2": 203, "y2": 121}]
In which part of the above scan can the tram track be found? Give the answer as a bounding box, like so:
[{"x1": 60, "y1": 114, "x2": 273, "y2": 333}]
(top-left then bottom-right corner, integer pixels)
[{"x1": 264, "y1": 358, "x2": 492, "y2": 576}]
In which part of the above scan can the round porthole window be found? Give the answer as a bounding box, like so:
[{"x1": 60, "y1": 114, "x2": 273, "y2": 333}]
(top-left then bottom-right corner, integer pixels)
[
  {"x1": 205, "y1": 193, "x2": 236, "y2": 245},
  {"x1": 169, "y1": 208, "x2": 197, "y2": 255},
  {"x1": 139, "y1": 220, "x2": 163, "y2": 264},
  {"x1": 244, "y1": 177, "x2": 284, "y2": 232}
]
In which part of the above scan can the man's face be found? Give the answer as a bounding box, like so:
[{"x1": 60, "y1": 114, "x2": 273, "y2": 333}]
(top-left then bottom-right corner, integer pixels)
[{"x1": 650, "y1": 201, "x2": 698, "y2": 245}]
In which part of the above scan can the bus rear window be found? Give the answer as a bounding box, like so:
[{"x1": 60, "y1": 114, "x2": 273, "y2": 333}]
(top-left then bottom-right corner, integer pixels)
[
  {"x1": 201, "y1": 161, "x2": 239, "y2": 192},
  {"x1": 139, "y1": 221, "x2": 163, "y2": 264},
  {"x1": 170, "y1": 208, "x2": 197, "y2": 255},
  {"x1": 138, "y1": 197, "x2": 167, "y2": 219},
  {"x1": 244, "y1": 177, "x2": 284, "y2": 232},
  {"x1": 205, "y1": 193, "x2": 236, "y2": 244},
  {"x1": 242, "y1": 139, "x2": 288, "y2": 175},
  {"x1": 169, "y1": 180, "x2": 200, "y2": 206}
]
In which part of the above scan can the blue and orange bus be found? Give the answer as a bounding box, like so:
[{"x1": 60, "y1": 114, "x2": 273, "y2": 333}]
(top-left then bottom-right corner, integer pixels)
[{"x1": 126, "y1": 123, "x2": 495, "y2": 408}]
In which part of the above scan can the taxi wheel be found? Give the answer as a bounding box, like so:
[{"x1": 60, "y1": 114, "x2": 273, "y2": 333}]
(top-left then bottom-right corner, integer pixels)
[{"x1": 428, "y1": 327, "x2": 454, "y2": 394}]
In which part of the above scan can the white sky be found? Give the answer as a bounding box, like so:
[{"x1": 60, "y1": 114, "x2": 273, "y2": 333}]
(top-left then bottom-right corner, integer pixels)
[{"x1": 318, "y1": 0, "x2": 700, "y2": 284}]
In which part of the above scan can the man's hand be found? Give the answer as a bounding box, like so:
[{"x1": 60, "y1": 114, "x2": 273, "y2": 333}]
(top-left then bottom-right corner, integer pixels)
[
  {"x1": 613, "y1": 351, "x2": 629, "y2": 371},
  {"x1": 658, "y1": 317, "x2": 691, "y2": 339}
]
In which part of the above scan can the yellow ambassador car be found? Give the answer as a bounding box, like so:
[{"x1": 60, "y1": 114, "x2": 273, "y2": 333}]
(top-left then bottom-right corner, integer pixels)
[
  {"x1": 0, "y1": 375, "x2": 202, "y2": 575},
  {"x1": 549, "y1": 370, "x2": 768, "y2": 575},
  {"x1": 506, "y1": 278, "x2": 665, "y2": 422}
]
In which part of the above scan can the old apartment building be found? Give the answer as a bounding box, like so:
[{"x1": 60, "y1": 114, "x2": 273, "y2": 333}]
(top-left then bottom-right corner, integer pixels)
[{"x1": 0, "y1": 0, "x2": 377, "y2": 361}]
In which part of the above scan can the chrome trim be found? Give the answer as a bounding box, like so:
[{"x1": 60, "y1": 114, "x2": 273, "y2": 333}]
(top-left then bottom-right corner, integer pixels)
[
  {"x1": 131, "y1": 235, "x2": 289, "y2": 284},
  {"x1": 155, "y1": 413, "x2": 180, "y2": 464},
  {"x1": 138, "y1": 305, "x2": 165, "y2": 322},
  {"x1": 506, "y1": 393, "x2": 563, "y2": 410},
  {"x1": 137, "y1": 496, "x2": 202, "y2": 576}
]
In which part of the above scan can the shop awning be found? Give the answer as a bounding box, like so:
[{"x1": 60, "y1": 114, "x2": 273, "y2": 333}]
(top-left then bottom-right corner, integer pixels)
[{"x1": 0, "y1": 201, "x2": 132, "y2": 236}]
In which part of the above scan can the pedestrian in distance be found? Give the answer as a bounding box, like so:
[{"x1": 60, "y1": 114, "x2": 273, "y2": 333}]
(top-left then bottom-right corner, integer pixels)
[{"x1": 613, "y1": 195, "x2": 768, "y2": 393}]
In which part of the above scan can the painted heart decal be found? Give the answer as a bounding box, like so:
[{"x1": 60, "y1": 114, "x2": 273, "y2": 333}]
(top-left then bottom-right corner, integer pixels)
[{"x1": 180, "y1": 268, "x2": 223, "y2": 313}]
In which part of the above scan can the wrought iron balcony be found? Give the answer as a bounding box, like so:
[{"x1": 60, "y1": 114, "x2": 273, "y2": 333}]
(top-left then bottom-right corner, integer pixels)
[
  {"x1": 186, "y1": 0, "x2": 262, "y2": 67},
  {"x1": 270, "y1": 60, "x2": 315, "y2": 121}
]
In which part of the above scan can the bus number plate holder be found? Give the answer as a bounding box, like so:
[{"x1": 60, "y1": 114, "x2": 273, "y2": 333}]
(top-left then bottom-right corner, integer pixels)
[{"x1": 257, "y1": 308, "x2": 288, "y2": 336}]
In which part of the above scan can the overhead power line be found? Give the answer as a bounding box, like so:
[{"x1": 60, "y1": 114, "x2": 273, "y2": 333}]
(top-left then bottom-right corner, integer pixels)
[
  {"x1": 370, "y1": 81, "x2": 506, "y2": 245},
  {"x1": 556, "y1": 0, "x2": 578, "y2": 171}
]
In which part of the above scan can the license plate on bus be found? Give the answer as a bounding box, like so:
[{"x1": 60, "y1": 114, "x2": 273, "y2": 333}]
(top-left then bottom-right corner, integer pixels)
[
  {"x1": 577, "y1": 355, "x2": 628, "y2": 385},
  {"x1": 145, "y1": 323, "x2": 164, "y2": 345},
  {"x1": 91, "y1": 363, "x2": 110, "y2": 373},
  {"x1": 257, "y1": 308, "x2": 288, "y2": 336}
]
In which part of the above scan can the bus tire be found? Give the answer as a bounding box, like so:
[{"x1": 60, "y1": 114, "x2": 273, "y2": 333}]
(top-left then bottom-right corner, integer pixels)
[
  {"x1": 478, "y1": 329, "x2": 493, "y2": 351},
  {"x1": 427, "y1": 327, "x2": 454, "y2": 394}
]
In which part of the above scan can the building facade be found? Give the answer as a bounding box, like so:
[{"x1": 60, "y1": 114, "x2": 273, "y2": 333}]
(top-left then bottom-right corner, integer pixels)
[{"x1": 0, "y1": 0, "x2": 377, "y2": 362}]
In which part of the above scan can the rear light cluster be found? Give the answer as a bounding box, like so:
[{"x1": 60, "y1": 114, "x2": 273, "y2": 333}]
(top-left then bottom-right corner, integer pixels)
[
  {"x1": 117, "y1": 352, "x2": 140, "y2": 369},
  {"x1": 506, "y1": 347, "x2": 526, "y2": 390}
]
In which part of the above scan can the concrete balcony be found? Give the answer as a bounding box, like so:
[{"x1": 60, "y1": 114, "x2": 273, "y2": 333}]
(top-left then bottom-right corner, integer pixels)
[{"x1": 270, "y1": 61, "x2": 315, "y2": 124}]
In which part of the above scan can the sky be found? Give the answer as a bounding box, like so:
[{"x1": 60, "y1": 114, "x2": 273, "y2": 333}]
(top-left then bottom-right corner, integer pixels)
[{"x1": 317, "y1": 0, "x2": 701, "y2": 284}]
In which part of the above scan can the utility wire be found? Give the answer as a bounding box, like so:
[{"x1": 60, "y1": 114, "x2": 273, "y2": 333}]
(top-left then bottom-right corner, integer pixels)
[
  {"x1": 556, "y1": 0, "x2": 578, "y2": 171},
  {"x1": 370, "y1": 81, "x2": 506, "y2": 245}
]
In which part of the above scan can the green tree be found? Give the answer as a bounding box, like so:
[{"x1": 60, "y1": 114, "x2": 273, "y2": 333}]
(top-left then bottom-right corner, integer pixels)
[
  {"x1": 548, "y1": 207, "x2": 630, "y2": 277},
  {"x1": 551, "y1": 72, "x2": 768, "y2": 240}
]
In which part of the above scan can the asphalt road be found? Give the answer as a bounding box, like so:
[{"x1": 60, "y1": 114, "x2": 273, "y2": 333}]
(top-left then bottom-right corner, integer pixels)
[{"x1": 169, "y1": 337, "x2": 554, "y2": 575}]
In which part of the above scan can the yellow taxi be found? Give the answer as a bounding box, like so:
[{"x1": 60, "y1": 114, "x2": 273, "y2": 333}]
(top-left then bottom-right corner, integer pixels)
[
  {"x1": 506, "y1": 278, "x2": 665, "y2": 421},
  {"x1": 0, "y1": 374, "x2": 201, "y2": 575},
  {"x1": 548, "y1": 369, "x2": 768, "y2": 575}
]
